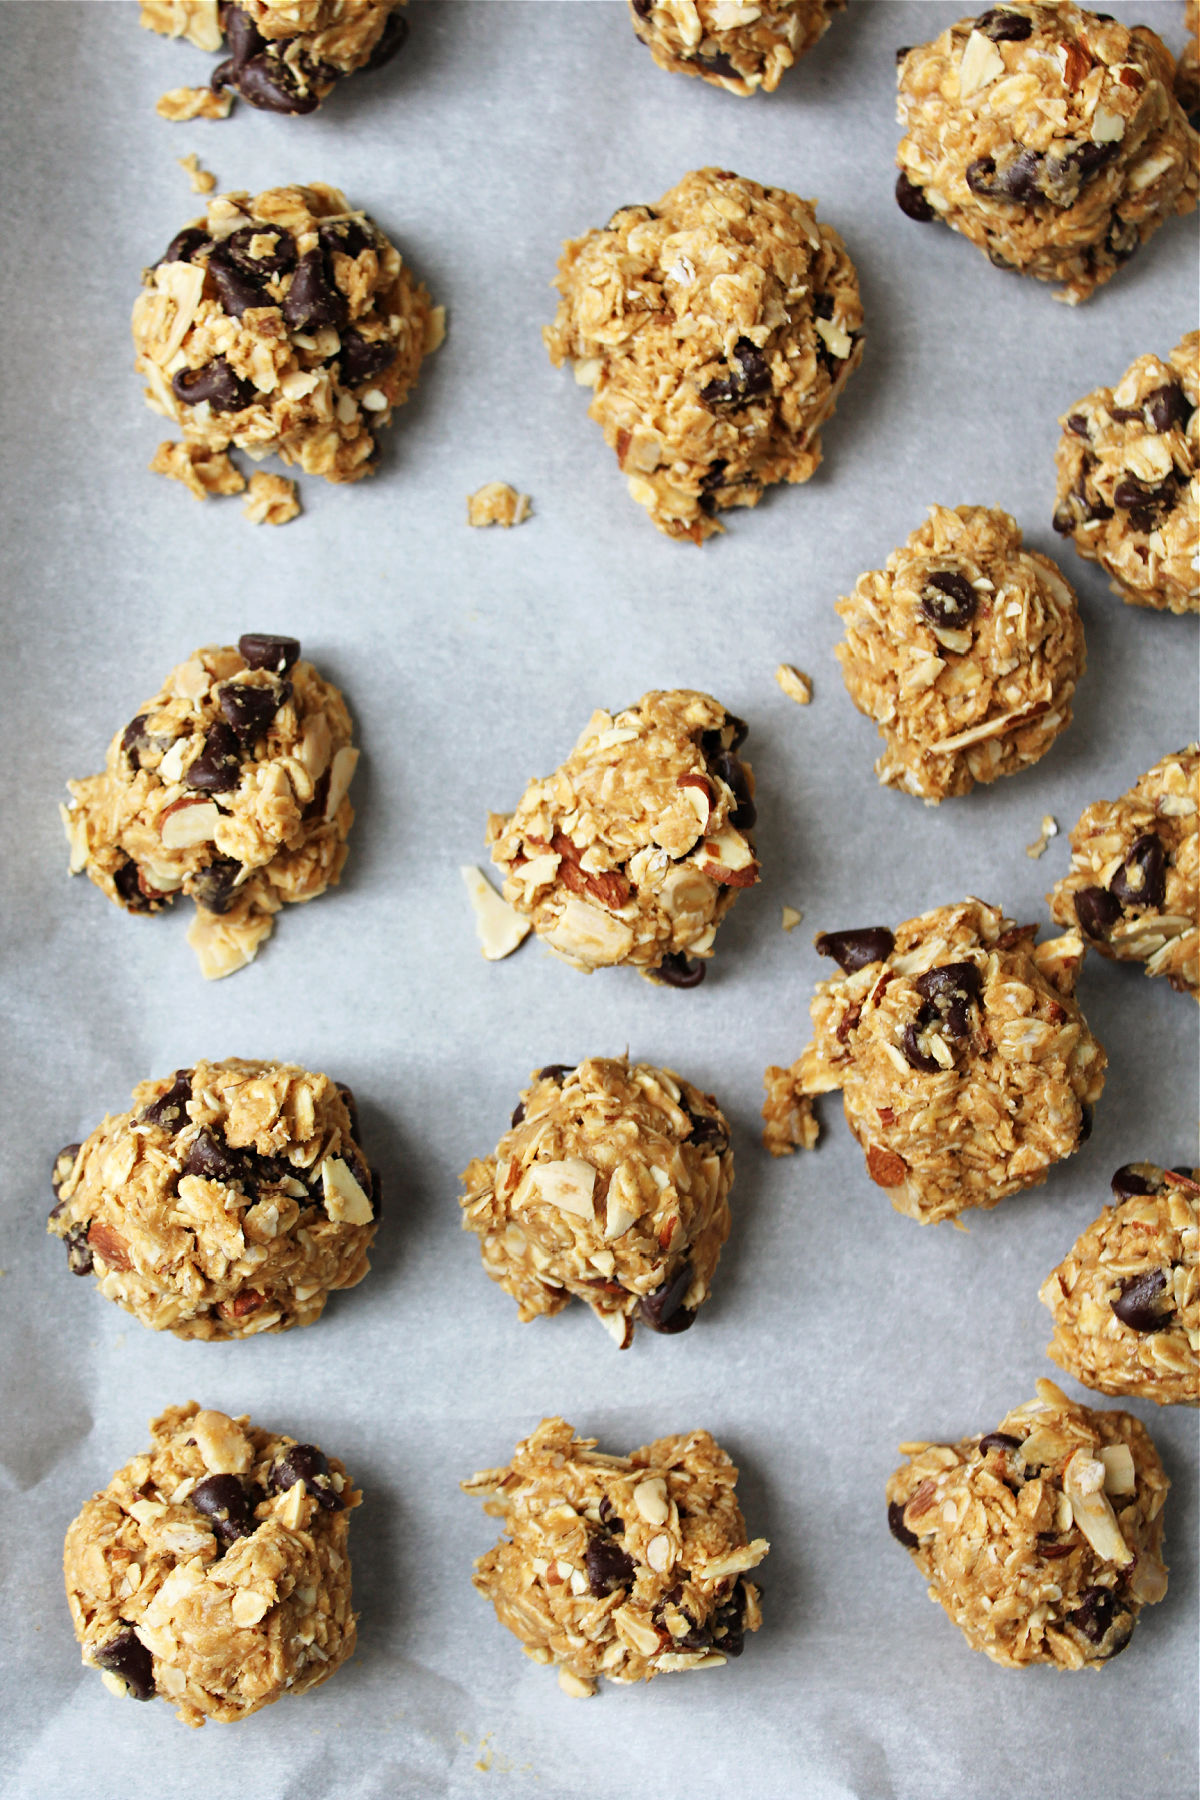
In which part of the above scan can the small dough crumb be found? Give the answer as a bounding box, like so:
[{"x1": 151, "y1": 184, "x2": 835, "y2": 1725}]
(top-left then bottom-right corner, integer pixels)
[
  {"x1": 775, "y1": 664, "x2": 812, "y2": 705},
  {"x1": 156, "y1": 86, "x2": 234, "y2": 121},
  {"x1": 150, "y1": 440, "x2": 245, "y2": 500},
  {"x1": 781, "y1": 906, "x2": 803, "y2": 932},
  {"x1": 243, "y1": 471, "x2": 301, "y2": 526},
  {"x1": 178, "y1": 151, "x2": 216, "y2": 194},
  {"x1": 1025, "y1": 815, "x2": 1059, "y2": 859},
  {"x1": 461, "y1": 865, "x2": 531, "y2": 961},
  {"x1": 467, "y1": 483, "x2": 531, "y2": 528}
]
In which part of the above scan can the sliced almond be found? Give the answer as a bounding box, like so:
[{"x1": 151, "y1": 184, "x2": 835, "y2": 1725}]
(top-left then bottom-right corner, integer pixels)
[
  {"x1": 646, "y1": 1533, "x2": 674, "y2": 1573},
  {"x1": 519, "y1": 1157, "x2": 596, "y2": 1221},
  {"x1": 775, "y1": 664, "x2": 812, "y2": 705},
  {"x1": 544, "y1": 894, "x2": 634, "y2": 964},
  {"x1": 814, "y1": 316, "x2": 853, "y2": 359},
  {"x1": 461, "y1": 866, "x2": 531, "y2": 961},
  {"x1": 230, "y1": 1587, "x2": 271, "y2": 1628},
  {"x1": 160, "y1": 797, "x2": 221, "y2": 848},
  {"x1": 959, "y1": 29, "x2": 1005, "y2": 97},
  {"x1": 633, "y1": 1476, "x2": 670, "y2": 1526},
  {"x1": 613, "y1": 1605, "x2": 662, "y2": 1658},
  {"x1": 323, "y1": 745, "x2": 359, "y2": 821},
  {"x1": 1062, "y1": 1450, "x2": 1132, "y2": 1566},
  {"x1": 320, "y1": 1155, "x2": 373, "y2": 1226},
  {"x1": 1100, "y1": 1443, "x2": 1136, "y2": 1497},
  {"x1": 191, "y1": 1409, "x2": 252, "y2": 1475}
]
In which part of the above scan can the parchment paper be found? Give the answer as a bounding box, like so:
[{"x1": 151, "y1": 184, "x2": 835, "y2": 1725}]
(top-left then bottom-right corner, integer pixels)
[{"x1": 1, "y1": 4, "x2": 1197, "y2": 1795}]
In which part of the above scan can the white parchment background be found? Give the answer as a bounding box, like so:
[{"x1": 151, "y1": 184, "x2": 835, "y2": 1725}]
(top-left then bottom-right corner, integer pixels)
[{"x1": 0, "y1": 3, "x2": 1197, "y2": 1795}]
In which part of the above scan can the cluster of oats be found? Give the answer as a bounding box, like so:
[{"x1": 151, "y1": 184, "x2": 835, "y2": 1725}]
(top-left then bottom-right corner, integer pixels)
[
  {"x1": 460, "y1": 1057, "x2": 732, "y2": 1348},
  {"x1": 627, "y1": 0, "x2": 842, "y2": 95},
  {"x1": 48, "y1": 1060, "x2": 377, "y2": 1339},
  {"x1": 1048, "y1": 743, "x2": 1198, "y2": 998},
  {"x1": 133, "y1": 184, "x2": 442, "y2": 492},
  {"x1": 895, "y1": 3, "x2": 1199, "y2": 303},
  {"x1": 1053, "y1": 331, "x2": 1198, "y2": 615},
  {"x1": 836, "y1": 504, "x2": 1085, "y2": 802},
  {"x1": 763, "y1": 899, "x2": 1106, "y2": 1224},
  {"x1": 488, "y1": 689, "x2": 759, "y2": 985},
  {"x1": 142, "y1": 0, "x2": 407, "y2": 118},
  {"x1": 544, "y1": 168, "x2": 862, "y2": 542},
  {"x1": 61, "y1": 636, "x2": 358, "y2": 980},
  {"x1": 466, "y1": 481, "x2": 531, "y2": 528},
  {"x1": 462, "y1": 1417, "x2": 767, "y2": 1696},
  {"x1": 887, "y1": 1380, "x2": 1169, "y2": 1668},
  {"x1": 64, "y1": 1404, "x2": 359, "y2": 1726},
  {"x1": 1041, "y1": 1162, "x2": 1199, "y2": 1407}
]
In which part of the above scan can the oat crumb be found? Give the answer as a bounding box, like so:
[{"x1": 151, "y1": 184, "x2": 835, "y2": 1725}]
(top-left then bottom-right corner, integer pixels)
[
  {"x1": 776, "y1": 664, "x2": 813, "y2": 705},
  {"x1": 156, "y1": 86, "x2": 234, "y2": 122},
  {"x1": 461, "y1": 866, "x2": 532, "y2": 960},
  {"x1": 243, "y1": 472, "x2": 301, "y2": 526},
  {"x1": 781, "y1": 906, "x2": 804, "y2": 932},
  {"x1": 1025, "y1": 815, "x2": 1059, "y2": 859},
  {"x1": 468, "y1": 482, "x2": 532, "y2": 529},
  {"x1": 178, "y1": 151, "x2": 216, "y2": 194},
  {"x1": 150, "y1": 440, "x2": 245, "y2": 501}
]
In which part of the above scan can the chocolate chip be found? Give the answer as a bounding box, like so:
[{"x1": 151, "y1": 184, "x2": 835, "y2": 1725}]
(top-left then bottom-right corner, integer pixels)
[
  {"x1": 185, "y1": 721, "x2": 242, "y2": 793},
  {"x1": 140, "y1": 1070, "x2": 194, "y2": 1131},
  {"x1": 1066, "y1": 413, "x2": 1089, "y2": 437},
  {"x1": 64, "y1": 1224, "x2": 94, "y2": 1276},
  {"x1": 707, "y1": 749, "x2": 756, "y2": 829},
  {"x1": 711, "y1": 1580, "x2": 749, "y2": 1656},
  {"x1": 900, "y1": 1020, "x2": 939, "y2": 1073},
  {"x1": 915, "y1": 962, "x2": 982, "y2": 1005},
  {"x1": 93, "y1": 1629, "x2": 155, "y2": 1701},
  {"x1": 217, "y1": 1, "x2": 263, "y2": 72},
  {"x1": 268, "y1": 1443, "x2": 340, "y2": 1508},
  {"x1": 976, "y1": 7, "x2": 1033, "y2": 39},
  {"x1": 190, "y1": 1474, "x2": 256, "y2": 1545},
  {"x1": 1109, "y1": 833, "x2": 1167, "y2": 911},
  {"x1": 318, "y1": 220, "x2": 373, "y2": 261},
  {"x1": 1078, "y1": 1103, "x2": 1094, "y2": 1145},
  {"x1": 510, "y1": 1102, "x2": 526, "y2": 1129},
  {"x1": 52, "y1": 1143, "x2": 81, "y2": 1200},
  {"x1": 967, "y1": 148, "x2": 1044, "y2": 202},
  {"x1": 1068, "y1": 1586, "x2": 1120, "y2": 1644},
  {"x1": 120, "y1": 715, "x2": 177, "y2": 770},
  {"x1": 895, "y1": 171, "x2": 935, "y2": 221},
  {"x1": 656, "y1": 952, "x2": 706, "y2": 988},
  {"x1": 337, "y1": 328, "x2": 397, "y2": 388},
  {"x1": 160, "y1": 227, "x2": 210, "y2": 267},
  {"x1": 171, "y1": 356, "x2": 255, "y2": 412},
  {"x1": 895, "y1": 44, "x2": 912, "y2": 64},
  {"x1": 887, "y1": 1500, "x2": 918, "y2": 1549},
  {"x1": 598, "y1": 1495, "x2": 620, "y2": 1527},
  {"x1": 184, "y1": 1127, "x2": 241, "y2": 1182},
  {"x1": 537, "y1": 1064, "x2": 575, "y2": 1083},
  {"x1": 113, "y1": 859, "x2": 156, "y2": 913},
  {"x1": 364, "y1": 6, "x2": 409, "y2": 69},
  {"x1": 221, "y1": 223, "x2": 296, "y2": 280},
  {"x1": 584, "y1": 1535, "x2": 636, "y2": 1596},
  {"x1": 1064, "y1": 139, "x2": 1119, "y2": 185},
  {"x1": 699, "y1": 337, "x2": 772, "y2": 409},
  {"x1": 815, "y1": 927, "x2": 895, "y2": 974},
  {"x1": 206, "y1": 246, "x2": 272, "y2": 320},
  {"x1": 920, "y1": 571, "x2": 978, "y2": 631},
  {"x1": 1074, "y1": 886, "x2": 1122, "y2": 941},
  {"x1": 283, "y1": 248, "x2": 348, "y2": 333},
  {"x1": 218, "y1": 678, "x2": 286, "y2": 749},
  {"x1": 979, "y1": 1432, "x2": 1023, "y2": 1454},
  {"x1": 1112, "y1": 1268, "x2": 1171, "y2": 1332},
  {"x1": 692, "y1": 48, "x2": 739, "y2": 78},
  {"x1": 190, "y1": 858, "x2": 243, "y2": 916},
  {"x1": 638, "y1": 1261, "x2": 696, "y2": 1334},
  {"x1": 238, "y1": 633, "x2": 300, "y2": 674},
  {"x1": 1111, "y1": 1163, "x2": 1158, "y2": 1201},
  {"x1": 1113, "y1": 474, "x2": 1177, "y2": 523},
  {"x1": 686, "y1": 1110, "x2": 728, "y2": 1151},
  {"x1": 724, "y1": 713, "x2": 750, "y2": 752},
  {"x1": 224, "y1": 47, "x2": 322, "y2": 113},
  {"x1": 1145, "y1": 383, "x2": 1191, "y2": 432}
]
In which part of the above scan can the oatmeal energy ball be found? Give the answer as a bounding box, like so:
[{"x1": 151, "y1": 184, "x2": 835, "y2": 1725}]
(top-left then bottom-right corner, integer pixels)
[
  {"x1": 460, "y1": 1056, "x2": 732, "y2": 1348},
  {"x1": 142, "y1": 0, "x2": 407, "y2": 118},
  {"x1": 463, "y1": 1417, "x2": 767, "y2": 1696},
  {"x1": 1047, "y1": 744, "x2": 1198, "y2": 998},
  {"x1": 762, "y1": 899, "x2": 1106, "y2": 1224},
  {"x1": 65, "y1": 1403, "x2": 359, "y2": 1726},
  {"x1": 836, "y1": 504, "x2": 1085, "y2": 802},
  {"x1": 544, "y1": 168, "x2": 863, "y2": 542},
  {"x1": 61, "y1": 636, "x2": 358, "y2": 980},
  {"x1": 887, "y1": 1380, "x2": 1169, "y2": 1668},
  {"x1": 1053, "y1": 332, "x2": 1199, "y2": 615},
  {"x1": 1041, "y1": 1162, "x2": 1199, "y2": 1407},
  {"x1": 628, "y1": 0, "x2": 842, "y2": 95},
  {"x1": 894, "y1": 4, "x2": 1199, "y2": 304},
  {"x1": 488, "y1": 690, "x2": 759, "y2": 984},
  {"x1": 48, "y1": 1060, "x2": 378, "y2": 1339},
  {"x1": 134, "y1": 183, "x2": 442, "y2": 489}
]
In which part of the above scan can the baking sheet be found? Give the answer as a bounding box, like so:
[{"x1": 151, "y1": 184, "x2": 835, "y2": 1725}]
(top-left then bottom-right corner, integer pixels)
[{"x1": 0, "y1": 3, "x2": 1197, "y2": 1795}]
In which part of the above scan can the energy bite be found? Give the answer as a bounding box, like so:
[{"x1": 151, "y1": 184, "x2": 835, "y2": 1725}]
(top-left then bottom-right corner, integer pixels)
[
  {"x1": 1047, "y1": 744, "x2": 1198, "y2": 998},
  {"x1": 627, "y1": 0, "x2": 842, "y2": 95},
  {"x1": 544, "y1": 168, "x2": 862, "y2": 542},
  {"x1": 462, "y1": 1417, "x2": 767, "y2": 1696},
  {"x1": 836, "y1": 504, "x2": 1085, "y2": 802},
  {"x1": 1041, "y1": 1162, "x2": 1199, "y2": 1406},
  {"x1": 133, "y1": 183, "x2": 442, "y2": 490},
  {"x1": 141, "y1": 0, "x2": 407, "y2": 116},
  {"x1": 459, "y1": 1056, "x2": 732, "y2": 1348},
  {"x1": 488, "y1": 690, "x2": 759, "y2": 985},
  {"x1": 64, "y1": 1403, "x2": 359, "y2": 1726},
  {"x1": 887, "y1": 1380, "x2": 1169, "y2": 1668},
  {"x1": 48, "y1": 1059, "x2": 378, "y2": 1339},
  {"x1": 762, "y1": 899, "x2": 1106, "y2": 1224},
  {"x1": 894, "y1": 4, "x2": 1199, "y2": 305},
  {"x1": 1052, "y1": 332, "x2": 1199, "y2": 615},
  {"x1": 61, "y1": 636, "x2": 358, "y2": 979}
]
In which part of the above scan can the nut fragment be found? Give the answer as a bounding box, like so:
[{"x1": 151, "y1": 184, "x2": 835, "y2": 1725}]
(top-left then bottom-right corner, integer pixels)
[{"x1": 461, "y1": 866, "x2": 532, "y2": 961}]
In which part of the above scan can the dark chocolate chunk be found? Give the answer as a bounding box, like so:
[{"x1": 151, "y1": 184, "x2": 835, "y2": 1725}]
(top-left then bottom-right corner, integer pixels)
[
  {"x1": 1078, "y1": 1102, "x2": 1094, "y2": 1145},
  {"x1": 227, "y1": 48, "x2": 322, "y2": 113},
  {"x1": 707, "y1": 748, "x2": 756, "y2": 829},
  {"x1": 537, "y1": 1065, "x2": 575, "y2": 1084},
  {"x1": 218, "y1": 2, "x2": 263, "y2": 72},
  {"x1": 1063, "y1": 139, "x2": 1119, "y2": 186},
  {"x1": 656, "y1": 952, "x2": 706, "y2": 989},
  {"x1": 140, "y1": 1070, "x2": 194, "y2": 1131},
  {"x1": 190, "y1": 858, "x2": 243, "y2": 916},
  {"x1": 160, "y1": 227, "x2": 210, "y2": 267},
  {"x1": 52, "y1": 1143, "x2": 82, "y2": 1200},
  {"x1": 967, "y1": 148, "x2": 1044, "y2": 202},
  {"x1": 976, "y1": 8, "x2": 1034, "y2": 40},
  {"x1": 920, "y1": 571, "x2": 978, "y2": 631},
  {"x1": 185, "y1": 721, "x2": 242, "y2": 793},
  {"x1": 1113, "y1": 473, "x2": 1177, "y2": 523},
  {"x1": 318, "y1": 220, "x2": 373, "y2": 261},
  {"x1": 979, "y1": 1432, "x2": 1022, "y2": 1455},
  {"x1": 171, "y1": 356, "x2": 255, "y2": 412},
  {"x1": 895, "y1": 171, "x2": 935, "y2": 221},
  {"x1": 638, "y1": 1261, "x2": 696, "y2": 1334},
  {"x1": 113, "y1": 858, "x2": 156, "y2": 913},
  {"x1": 1111, "y1": 1163, "x2": 1158, "y2": 1201},
  {"x1": 509, "y1": 1102, "x2": 526, "y2": 1129},
  {"x1": 190, "y1": 1473, "x2": 256, "y2": 1545},
  {"x1": 337, "y1": 327, "x2": 397, "y2": 388},
  {"x1": 709, "y1": 1580, "x2": 749, "y2": 1656},
  {"x1": 238, "y1": 633, "x2": 300, "y2": 674},
  {"x1": 814, "y1": 927, "x2": 895, "y2": 974},
  {"x1": 1144, "y1": 383, "x2": 1191, "y2": 433},
  {"x1": 268, "y1": 1443, "x2": 341, "y2": 1508},
  {"x1": 692, "y1": 48, "x2": 739, "y2": 78},
  {"x1": 699, "y1": 337, "x2": 772, "y2": 409},
  {"x1": 206, "y1": 246, "x2": 272, "y2": 320},
  {"x1": 685, "y1": 1110, "x2": 728, "y2": 1151},
  {"x1": 895, "y1": 44, "x2": 912, "y2": 64},
  {"x1": 915, "y1": 962, "x2": 982, "y2": 1004},
  {"x1": 217, "y1": 678, "x2": 286, "y2": 750},
  {"x1": 64, "y1": 1223, "x2": 94, "y2": 1276},
  {"x1": 283, "y1": 248, "x2": 348, "y2": 333},
  {"x1": 1112, "y1": 1268, "x2": 1171, "y2": 1332},
  {"x1": 93, "y1": 1629, "x2": 155, "y2": 1701},
  {"x1": 1066, "y1": 413, "x2": 1089, "y2": 437},
  {"x1": 900, "y1": 1020, "x2": 939, "y2": 1073},
  {"x1": 887, "y1": 1500, "x2": 919, "y2": 1549},
  {"x1": 1068, "y1": 1585, "x2": 1120, "y2": 1644},
  {"x1": 585, "y1": 1535, "x2": 636, "y2": 1596},
  {"x1": 221, "y1": 223, "x2": 296, "y2": 280},
  {"x1": 183, "y1": 1127, "x2": 242, "y2": 1183},
  {"x1": 364, "y1": 6, "x2": 408, "y2": 69},
  {"x1": 1109, "y1": 833, "x2": 1166, "y2": 911},
  {"x1": 1073, "y1": 886, "x2": 1122, "y2": 941}
]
